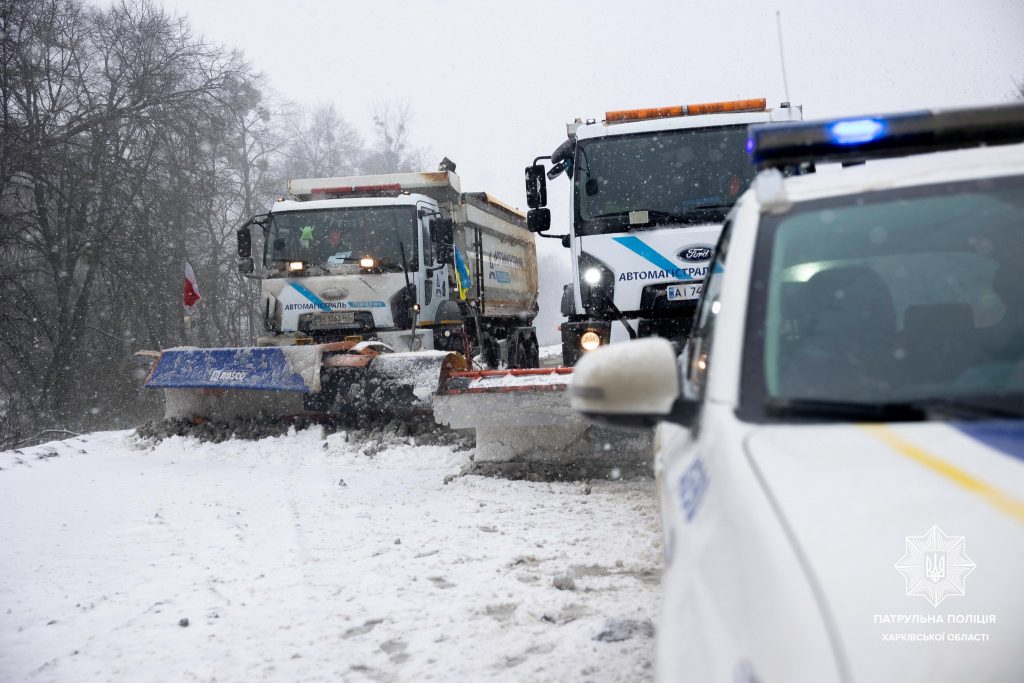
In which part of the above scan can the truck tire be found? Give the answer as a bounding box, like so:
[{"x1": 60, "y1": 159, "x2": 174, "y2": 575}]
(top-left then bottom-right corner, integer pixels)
[
  {"x1": 509, "y1": 327, "x2": 539, "y2": 369},
  {"x1": 515, "y1": 343, "x2": 527, "y2": 369},
  {"x1": 482, "y1": 335, "x2": 499, "y2": 369},
  {"x1": 562, "y1": 340, "x2": 581, "y2": 367}
]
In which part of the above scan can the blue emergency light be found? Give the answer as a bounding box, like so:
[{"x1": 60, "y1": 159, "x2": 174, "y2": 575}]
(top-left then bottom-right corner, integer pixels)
[{"x1": 748, "y1": 103, "x2": 1024, "y2": 169}]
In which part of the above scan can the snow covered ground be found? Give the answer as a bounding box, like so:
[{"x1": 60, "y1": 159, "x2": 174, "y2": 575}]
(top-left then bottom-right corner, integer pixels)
[
  {"x1": 538, "y1": 344, "x2": 563, "y2": 368},
  {"x1": 0, "y1": 427, "x2": 661, "y2": 682}
]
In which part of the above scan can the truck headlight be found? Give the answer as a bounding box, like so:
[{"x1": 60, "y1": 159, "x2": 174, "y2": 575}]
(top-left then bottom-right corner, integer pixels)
[
  {"x1": 578, "y1": 253, "x2": 615, "y2": 314},
  {"x1": 359, "y1": 256, "x2": 377, "y2": 269},
  {"x1": 581, "y1": 330, "x2": 602, "y2": 351},
  {"x1": 287, "y1": 261, "x2": 304, "y2": 271}
]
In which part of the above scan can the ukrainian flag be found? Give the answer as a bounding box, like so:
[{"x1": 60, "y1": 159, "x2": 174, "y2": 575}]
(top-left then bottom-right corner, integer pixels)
[{"x1": 454, "y1": 245, "x2": 472, "y2": 301}]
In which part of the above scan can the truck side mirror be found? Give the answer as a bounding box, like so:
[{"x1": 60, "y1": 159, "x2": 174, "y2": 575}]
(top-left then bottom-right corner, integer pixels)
[
  {"x1": 434, "y1": 217, "x2": 454, "y2": 262},
  {"x1": 237, "y1": 224, "x2": 251, "y2": 257},
  {"x1": 525, "y1": 164, "x2": 547, "y2": 208},
  {"x1": 560, "y1": 283, "x2": 574, "y2": 317},
  {"x1": 547, "y1": 159, "x2": 569, "y2": 180},
  {"x1": 527, "y1": 208, "x2": 551, "y2": 233},
  {"x1": 237, "y1": 226, "x2": 255, "y2": 275}
]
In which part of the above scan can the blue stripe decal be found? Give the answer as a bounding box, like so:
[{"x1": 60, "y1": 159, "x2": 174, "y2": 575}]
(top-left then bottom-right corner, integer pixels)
[
  {"x1": 287, "y1": 280, "x2": 331, "y2": 311},
  {"x1": 612, "y1": 236, "x2": 690, "y2": 278},
  {"x1": 954, "y1": 421, "x2": 1024, "y2": 464}
]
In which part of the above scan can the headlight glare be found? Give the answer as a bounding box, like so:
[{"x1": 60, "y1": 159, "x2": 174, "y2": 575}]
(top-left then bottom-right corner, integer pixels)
[{"x1": 581, "y1": 331, "x2": 601, "y2": 351}]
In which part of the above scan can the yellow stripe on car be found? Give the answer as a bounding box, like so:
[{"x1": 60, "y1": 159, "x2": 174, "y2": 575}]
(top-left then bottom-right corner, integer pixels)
[{"x1": 862, "y1": 424, "x2": 1024, "y2": 523}]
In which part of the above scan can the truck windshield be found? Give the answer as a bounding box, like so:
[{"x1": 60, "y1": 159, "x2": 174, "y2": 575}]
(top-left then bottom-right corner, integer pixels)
[
  {"x1": 264, "y1": 205, "x2": 417, "y2": 272},
  {"x1": 746, "y1": 175, "x2": 1024, "y2": 419},
  {"x1": 574, "y1": 125, "x2": 753, "y2": 236}
]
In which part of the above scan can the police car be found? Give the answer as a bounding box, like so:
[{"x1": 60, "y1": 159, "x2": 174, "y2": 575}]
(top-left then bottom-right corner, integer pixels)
[{"x1": 571, "y1": 103, "x2": 1024, "y2": 682}]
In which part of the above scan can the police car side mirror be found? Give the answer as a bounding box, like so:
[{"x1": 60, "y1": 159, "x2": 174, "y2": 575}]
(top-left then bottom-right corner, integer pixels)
[{"x1": 570, "y1": 338, "x2": 680, "y2": 429}]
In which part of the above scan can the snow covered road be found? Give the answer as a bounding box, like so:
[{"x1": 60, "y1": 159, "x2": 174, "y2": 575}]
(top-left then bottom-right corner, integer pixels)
[{"x1": 0, "y1": 428, "x2": 661, "y2": 682}]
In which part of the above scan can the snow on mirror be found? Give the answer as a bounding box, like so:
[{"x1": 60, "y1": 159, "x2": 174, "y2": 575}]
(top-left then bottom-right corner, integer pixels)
[{"x1": 570, "y1": 337, "x2": 680, "y2": 427}]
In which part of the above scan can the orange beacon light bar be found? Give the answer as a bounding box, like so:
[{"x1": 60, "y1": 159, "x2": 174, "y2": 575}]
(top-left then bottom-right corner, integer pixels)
[{"x1": 605, "y1": 98, "x2": 767, "y2": 124}]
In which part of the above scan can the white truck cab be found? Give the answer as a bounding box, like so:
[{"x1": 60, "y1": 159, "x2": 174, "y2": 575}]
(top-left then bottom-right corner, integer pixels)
[
  {"x1": 257, "y1": 193, "x2": 443, "y2": 351},
  {"x1": 572, "y1": 103, "x2": 1024, "y2": 682},
  {"x1": 236, "y1": 170, "x2": 542, "y2": 367},
  {"x1": 526, "y1": 98, "x2": 802, "y2": 364}
]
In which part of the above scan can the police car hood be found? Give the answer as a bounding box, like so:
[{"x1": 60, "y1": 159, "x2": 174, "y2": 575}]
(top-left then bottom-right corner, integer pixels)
[{"x1": 745, "y1": 421, "x2": 1024, "y2": 682}]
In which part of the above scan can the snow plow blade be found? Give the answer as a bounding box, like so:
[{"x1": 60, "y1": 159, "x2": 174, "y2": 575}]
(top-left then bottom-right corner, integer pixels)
[
  {"x1": 142, "y1": 343, "x2": 466, "y2": 422},
  {"x1": 433, "y1": 368, "x2": 575, "y2": 428},
  {"x1": 321, "y1": 351, "x2": 467, "y2": 422},
  {"x1": 433, "y1": 366, "x2": 652, "y2": 477}
]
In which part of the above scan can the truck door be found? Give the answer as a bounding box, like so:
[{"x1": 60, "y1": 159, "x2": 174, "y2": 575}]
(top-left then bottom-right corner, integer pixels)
[{"x1": 416, "y1": 204, "x2": 446, "y2": 325}]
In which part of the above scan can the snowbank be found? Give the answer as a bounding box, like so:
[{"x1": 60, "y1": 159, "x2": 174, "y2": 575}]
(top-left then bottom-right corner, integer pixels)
[{"x1": 0, "y1": 428, "x2": 661, "y2": 681}]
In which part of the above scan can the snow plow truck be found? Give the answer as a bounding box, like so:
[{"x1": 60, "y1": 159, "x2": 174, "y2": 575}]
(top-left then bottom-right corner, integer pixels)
[
  {"x1": 529, "y1": 97, "x2": 803, "y2": 364},
  {"x1": 432, "y1": 99, "x2": 804, "y2": 449},
  {"x1": 142, "y1": 168, "x2": 543, "y2": 423}
]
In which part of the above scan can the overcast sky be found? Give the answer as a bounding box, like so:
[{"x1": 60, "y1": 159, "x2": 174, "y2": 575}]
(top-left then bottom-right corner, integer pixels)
[{"x1": 158, "y1": 0, "x2": 1024, "y2": 342}]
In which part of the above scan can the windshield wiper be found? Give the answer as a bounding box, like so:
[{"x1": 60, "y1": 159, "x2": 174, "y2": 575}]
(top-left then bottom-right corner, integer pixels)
[
  {"x1": 765, "y1": 394, "x2": 1024, "y2": 423},
  {"x1": 765, "y1": 398, "x2": 927, "y2": 422},
  {"x1": 908, "y1": 395, "x2": 1024, "y2": 420},
  {"x1": 684, "y1": 203, "x2": 734, "y2": 212},
  {"x1": 589, "y1": 205, "x2": 732, "y2": 227},
  {"x1": 589, "y1": 209, "x2": 672, "y2": 221}
]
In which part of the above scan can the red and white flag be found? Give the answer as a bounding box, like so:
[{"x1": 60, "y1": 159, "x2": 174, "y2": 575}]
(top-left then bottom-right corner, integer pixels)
[{"x1": 184, "y1": 262, "x2": 202, "y2": 310}]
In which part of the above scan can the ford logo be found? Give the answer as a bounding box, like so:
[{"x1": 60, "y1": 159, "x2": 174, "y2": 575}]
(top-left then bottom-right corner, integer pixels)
[{"x1": 678, "y1": 245, "x2": 714, "y2": 262}]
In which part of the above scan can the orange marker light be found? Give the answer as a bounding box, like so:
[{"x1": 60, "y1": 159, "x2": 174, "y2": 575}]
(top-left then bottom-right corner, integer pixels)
[
  {"x1": 605, "y1": 98, "x2": 767, "y2": 124},
  {"x1": 686, "y1": 98, "x2": 766, "y2": 115},
  {"x1": 606, "y1": 105, "x2": 685, "y2": 123}
]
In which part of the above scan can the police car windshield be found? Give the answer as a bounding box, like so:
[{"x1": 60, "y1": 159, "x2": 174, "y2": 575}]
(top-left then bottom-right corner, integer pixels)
[
  {"x1": 575, "y1": 125, "x2": 753, "y2": 236},
  {"x1": 264, "y1": 206, "x2": 417, "y2": 272},
  {"x1": 754, "y1": 175, "x2": 1024, "y2": 415}
]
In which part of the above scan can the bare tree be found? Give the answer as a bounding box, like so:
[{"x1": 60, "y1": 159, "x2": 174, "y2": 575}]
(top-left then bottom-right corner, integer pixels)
[
  {"x1": 280, "y1": 102, "x2": 363, "y2": 179},
  {"x1": 361, "y1": 98, "x2": 427, "y2": 174},
  {"x1": 0, "y1": 0, "x2": 432, "y2": 447},
  {"x1": 0, "y1": 0, "x2": 269, "y2": 445}
]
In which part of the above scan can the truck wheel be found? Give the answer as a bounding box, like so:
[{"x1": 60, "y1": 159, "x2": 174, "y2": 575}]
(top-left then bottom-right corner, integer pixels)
[
  {"x1": 562, "y1": 340, "x2": 580, "y2": 367},
  {"x1": 528, "y1": 340, "x2": 540, "y2": 368},
  {"x1": 515, "y1": 343, "x2": 528, "y2": 370},
  {"x1": 506, "y1": 333, "x2": 520, "y2": 369},
  {"x1": 482, "y1": 336, "x2": 499, "y2": 369}
]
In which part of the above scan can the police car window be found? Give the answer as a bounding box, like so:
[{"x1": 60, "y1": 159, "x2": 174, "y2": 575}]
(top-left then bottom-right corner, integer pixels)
[
  {"x1": 758, "y1": 177, "x2": 1024, "y2": 408},
  {"x1": 684, "y1": 219, "x2": 732, "y2": 397}
]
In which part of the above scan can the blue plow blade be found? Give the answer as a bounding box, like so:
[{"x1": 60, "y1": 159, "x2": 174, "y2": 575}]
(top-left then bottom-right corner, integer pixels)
[{"x1": 145, "y1": 347, "x2": 321, "y2": 393}]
